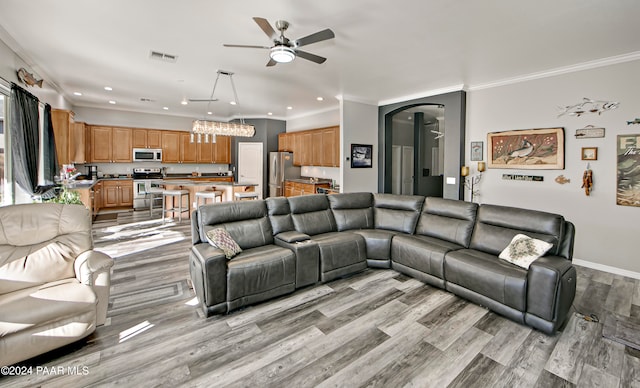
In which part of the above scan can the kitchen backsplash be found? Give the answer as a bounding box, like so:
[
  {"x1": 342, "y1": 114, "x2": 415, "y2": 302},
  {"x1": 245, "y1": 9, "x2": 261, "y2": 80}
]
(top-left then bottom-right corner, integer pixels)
[
  {"x1": 76, "y1": 162, "x2": 230, "y2": 176},
  {"x1": 301, "y1": 166, "x2": 340, "y2": 185}
]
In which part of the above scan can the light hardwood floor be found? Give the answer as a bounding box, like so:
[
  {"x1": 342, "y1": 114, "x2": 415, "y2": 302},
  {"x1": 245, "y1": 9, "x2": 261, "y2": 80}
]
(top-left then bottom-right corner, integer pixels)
[{"x1": 3, "y1": 211, "x2": 640, "y2": 387}]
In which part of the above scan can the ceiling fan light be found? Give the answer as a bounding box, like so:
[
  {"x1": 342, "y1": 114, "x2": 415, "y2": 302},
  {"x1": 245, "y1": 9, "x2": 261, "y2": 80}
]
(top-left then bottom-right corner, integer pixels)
[{"x1": 270, "y1": 46, "x2": 295, "y2": 63}]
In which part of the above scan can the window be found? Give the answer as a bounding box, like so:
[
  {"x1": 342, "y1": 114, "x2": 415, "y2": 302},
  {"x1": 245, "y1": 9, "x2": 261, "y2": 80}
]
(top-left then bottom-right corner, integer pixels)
[{"x1": 0, "y1": 91, "x2": 8, "y2": 205}]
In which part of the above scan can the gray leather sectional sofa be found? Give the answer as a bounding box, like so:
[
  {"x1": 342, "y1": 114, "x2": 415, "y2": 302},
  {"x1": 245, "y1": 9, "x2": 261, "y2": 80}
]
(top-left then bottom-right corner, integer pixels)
[{"x1": 189, "y1": 193, "x2": 576, "y2": 334}]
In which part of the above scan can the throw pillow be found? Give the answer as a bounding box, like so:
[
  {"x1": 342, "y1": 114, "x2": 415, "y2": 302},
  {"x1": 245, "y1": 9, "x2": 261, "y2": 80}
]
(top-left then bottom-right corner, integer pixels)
[
  {"x1": 499, "y1": 234, "x2": 553, "y2": 269},
  {"x1": 206, "y1": 228, "x2": 242, "y2": 259}
]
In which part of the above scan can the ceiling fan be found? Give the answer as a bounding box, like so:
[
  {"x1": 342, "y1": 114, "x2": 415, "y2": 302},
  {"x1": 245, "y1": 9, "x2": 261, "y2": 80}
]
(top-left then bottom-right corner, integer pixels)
[{"x1": 224, "y1": 17, "x2": 335, "y2": 66}]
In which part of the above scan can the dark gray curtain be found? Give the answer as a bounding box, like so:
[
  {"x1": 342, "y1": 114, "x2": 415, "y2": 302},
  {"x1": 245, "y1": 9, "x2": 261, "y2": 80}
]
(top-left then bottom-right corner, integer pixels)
[
  {"x1": 42, "y1": 104, "x2": 58, "y2": 184},
  {"x1": 10, "y1": 83, "x2": 39, "y2": 196}
]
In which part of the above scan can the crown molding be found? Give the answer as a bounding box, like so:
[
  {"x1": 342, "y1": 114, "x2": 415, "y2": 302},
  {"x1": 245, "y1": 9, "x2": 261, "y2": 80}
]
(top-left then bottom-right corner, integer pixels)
[
  {"x1": 468, "y1": 51, "x2": 640, "y2": 91},
  {"x1": 377, "y1": 84, "x2": 466, "y2": 107}
]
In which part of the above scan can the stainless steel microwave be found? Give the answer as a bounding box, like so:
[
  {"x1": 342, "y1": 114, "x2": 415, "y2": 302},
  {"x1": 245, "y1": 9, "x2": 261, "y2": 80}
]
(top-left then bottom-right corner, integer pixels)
[{"x1": 133, "y1": 148, "x2": 162, "y2": 162}]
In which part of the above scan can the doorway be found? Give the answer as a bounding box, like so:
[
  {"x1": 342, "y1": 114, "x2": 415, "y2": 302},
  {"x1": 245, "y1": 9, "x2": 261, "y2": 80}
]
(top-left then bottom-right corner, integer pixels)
[
  {"x1": 238, "y1": 142, "x2": 263, "y2": 199},
  {"x1": 389, "y1": 104, "x2": 444, "y2": 197}
]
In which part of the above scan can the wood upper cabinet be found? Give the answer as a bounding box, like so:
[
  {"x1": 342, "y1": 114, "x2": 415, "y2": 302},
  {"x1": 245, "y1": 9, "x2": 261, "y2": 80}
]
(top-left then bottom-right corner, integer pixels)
[
  {"x1": 300, "y1": 132, "x2": 312, "y2": 166},
  {"x1": 69, "y1": 121, "x2": 87, "y2": 164},
  {"x1": 90, "y1": 126, "x2": 112, "y2": 163},
  {"x1": 197, "y1": 140, "x2": 213, "y2": 163},
  {"x1": 51, "y1": 109, "x2": 75, "y2": 166},
  {"x1": 133, "y1": 128, "x2": 162, "y2": 149},
  {"x1": 180, "y1": 132, "x2": 197, "y2": 163},
  {"x1": 311, "y1": 131, "x2": 323, "y2": 166},
  {"x1": 161, "y1": 131, "x2": 180, "y2": 163},
  {"x1": 213, "y1": 136, "x2": 231, "y2": 164},
  {"x1": 278, "y1": 132, "x2": 293, "y2": 152},
  {"x1": 321, "y1": 126, "x2": 340, "y2": 167},
  {"x1": 112, "y1": 127, "x2": 132, "y2": 162},
  {"x1": 89, "y1": 125, "x2": 132, "y2": 162}
]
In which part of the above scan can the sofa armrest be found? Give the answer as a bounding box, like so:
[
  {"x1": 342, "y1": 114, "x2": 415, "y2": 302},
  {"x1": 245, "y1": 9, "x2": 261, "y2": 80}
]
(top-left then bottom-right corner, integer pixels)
[
  {"x1": 275, "y1": 231, "x2": 310, "y2": 243},
  {"x1": 189, "y1": 243, "x2": 228, "y2": 316},
  {"x1": 526, "y1": 255, "x2": 576, "y2": 325},
  {"x1": 274, "y1": 238, "x2": 319, "y2": 288},
  {"x1": 74, "y1": 250, "x2": 114, "y2": 326}
]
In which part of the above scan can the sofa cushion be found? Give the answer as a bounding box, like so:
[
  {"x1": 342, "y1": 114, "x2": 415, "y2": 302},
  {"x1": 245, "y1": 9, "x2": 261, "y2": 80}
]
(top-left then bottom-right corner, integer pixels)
[
  {"x1": 288, "y1": 195, "x2": 337, "y2": 236},
  {"x1": 0, "y1": 278, "x2": 96, "y2": 338},
  {"x1": 226, "y1": 245, "x2": 295, "y2": 303},
  {"x1": 198, "y1": 200, "x2": 268, "y2": 243},
  {"x1": 203, "y1": 217, "x2": 274, "y2": 250},
  {"x1": 206, "y1": 228, "x2": 243, "y2": 259},
  {"x1": 416, "y1": 197, "x2": 478, "y2": 247},
  {"x1": 445, "y1": 248, "x2": 528, "y2": 311},
  {"x1": 311, "y1": 232, "x2": 367, "y2": 280},
  {"x1": 328, "y1": 193, "x2": 374, "y2": 231},
  {"x1": 391, "y1": 234, "x2": 462, "y2": 281},
  {"x1": 373, "y1": 193, "x2": 424, "y2": 234},
  {"x1": 351, "y1": 229, "x2": 396, "y2": 262},
  {"x1": 266, "y1": 197, "x2": 295, "y2": 235},
  {"x1": 499, "y1": 234, "x2": 553, "y2": 269},
  {"x1": 470, "y1": 204, "x2": 565, "y2": 256}
]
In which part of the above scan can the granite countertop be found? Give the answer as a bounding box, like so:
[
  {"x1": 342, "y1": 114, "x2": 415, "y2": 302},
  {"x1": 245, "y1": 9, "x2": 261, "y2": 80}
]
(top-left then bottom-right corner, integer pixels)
[
  {"x1": 164, "y1": 173, "x2": 232, "y2": 179},
  {"x1": 286, "y1": 178, "x2": 332, "y2": 184},
  {"x1": 63, "y1": 179, "x2": 98, "y2": 189},
  {"x1": 162, "y1": 180, "x2": 257, "y2": 187}
]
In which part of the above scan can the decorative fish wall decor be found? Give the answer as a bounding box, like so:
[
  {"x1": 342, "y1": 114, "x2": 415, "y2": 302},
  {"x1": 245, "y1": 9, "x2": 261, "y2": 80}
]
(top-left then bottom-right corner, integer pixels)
[
  {"x1": 16, "y1": 68, "x2": 43, "y2": 88},
  {"x1": 557, "y1": 98, "x2": 619, "y2": 117},
  {"x1": 627, "y1": 118, "x2": 640, "y2": 125}
]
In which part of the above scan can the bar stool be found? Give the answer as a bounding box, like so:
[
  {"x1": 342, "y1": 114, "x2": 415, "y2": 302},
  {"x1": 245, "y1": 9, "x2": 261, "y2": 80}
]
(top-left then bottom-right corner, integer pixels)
[
  {"x1": 195, "y1": 190, "x2": 223, "y2": 209},
  {"x1": 147, "y1": 187, "x2": 164, "y2": 217},
  {"x1": 162, "y1": 189, "x2": 190, "y2": 223},
  {"x1": 234, "y1": 191, "x2": 259, "y2": 201}
]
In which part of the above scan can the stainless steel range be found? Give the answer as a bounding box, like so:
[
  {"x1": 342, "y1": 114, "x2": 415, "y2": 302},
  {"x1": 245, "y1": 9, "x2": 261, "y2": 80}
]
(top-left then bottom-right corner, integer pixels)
[{"x1": 133, "y1": 167, "x2": 164, "y2": 210}]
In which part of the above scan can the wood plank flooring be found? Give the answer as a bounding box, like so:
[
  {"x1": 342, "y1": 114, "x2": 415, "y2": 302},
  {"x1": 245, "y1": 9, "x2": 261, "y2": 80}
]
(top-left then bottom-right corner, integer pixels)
[{"x1": 2, "y1": 211, "x2": 640, "y2": 387}]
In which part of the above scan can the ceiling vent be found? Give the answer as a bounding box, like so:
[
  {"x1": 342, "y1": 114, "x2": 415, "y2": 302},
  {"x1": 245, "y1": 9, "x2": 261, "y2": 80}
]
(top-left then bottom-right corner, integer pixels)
[
  {"x1": 150, "y1": 50, "x2": 178, "y2": 63},
  {"x1": 140, "y1": 97, "x2": 155, "y2": 102}
]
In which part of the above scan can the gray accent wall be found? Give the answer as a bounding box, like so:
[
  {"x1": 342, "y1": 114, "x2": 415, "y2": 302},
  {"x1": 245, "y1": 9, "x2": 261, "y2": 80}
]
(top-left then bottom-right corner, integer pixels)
[
  {"x1": 378, "y1": 91, "x2": 466, "y2": 200},
  {"x1": 231, "y1": 118, "x2": 286, "y2": 198}
]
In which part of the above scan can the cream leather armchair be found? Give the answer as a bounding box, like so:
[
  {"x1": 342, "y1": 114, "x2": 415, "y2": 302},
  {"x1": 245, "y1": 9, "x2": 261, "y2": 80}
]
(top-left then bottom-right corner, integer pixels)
[{"x1": 0, "y1": 203, "x2": 114, "y2": 366}]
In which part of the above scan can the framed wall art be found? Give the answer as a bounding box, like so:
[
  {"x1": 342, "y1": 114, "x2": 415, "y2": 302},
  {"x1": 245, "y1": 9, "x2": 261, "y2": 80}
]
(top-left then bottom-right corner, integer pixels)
[
  {"x1": 617, "y1": 134, "x2": 640, "y2": 207},
  {"x1": 351, "y1": 144, "x2": 372, "y2": 168},
  {"x1": 581, "y1": 147, "x2": 598, "y2": 161},
  {"x1": 470, "y1": 141, "x2": 483, "y2": 161},
  {"x1": 487, "y1": 127, "x2": 565, "y2": 170}
]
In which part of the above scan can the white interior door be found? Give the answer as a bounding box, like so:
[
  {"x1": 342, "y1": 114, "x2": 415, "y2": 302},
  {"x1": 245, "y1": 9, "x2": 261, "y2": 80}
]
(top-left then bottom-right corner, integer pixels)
[
  {"x1": 238, "y1": 142, "x2": 264, "y2": 199},
  {"x1": 391, "y1": 145, "x2": 402, "y2": 194},
  {"x1": 402, "y1": 146, "x2": 414, "y2": 195}
]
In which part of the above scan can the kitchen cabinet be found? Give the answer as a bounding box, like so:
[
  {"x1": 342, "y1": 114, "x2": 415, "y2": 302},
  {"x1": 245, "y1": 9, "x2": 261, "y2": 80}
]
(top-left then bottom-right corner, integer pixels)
[
  {"x1": 100, "y1": 180, "x2": 133, "y2": 208},
  {"x1": 213, "y1": 136, "x2": 231, "y2": 164},
  {"x1": 133, "y1": 128, "x2": 162, "y2": 149},
  {"x1": 280, "y1": 126, "x2": 340, "y2": 167},
  {"x1": 180, "y1": 133, "x2": 198, "y2": 163},
  {"x1": 69, "y1": 121, "x2": 88, "y2": 164},
  {"x1": 284, "y1": 180, "x2": 330, "y2": 197},
  {"x1": 51, "y1": 109, "x2": 75, "y2": 166},
  {"x1": 161, "y1": 131, "x2": 181, "y2": 163},
  {"x1": 93, "y1": 181, "x2": 102, "y2": 216},
  {"x1": 89, "y1": 126, "x2": 132, "y2": 163},
  {"x1": 197, "y1": 140, "x2": 213, "y2": 163}
]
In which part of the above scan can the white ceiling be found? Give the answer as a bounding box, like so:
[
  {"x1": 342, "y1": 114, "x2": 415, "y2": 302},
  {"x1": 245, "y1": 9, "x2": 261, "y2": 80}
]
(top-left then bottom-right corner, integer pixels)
[{"x1": 1, "y1": 0, "x2": 640, "y2": 123}]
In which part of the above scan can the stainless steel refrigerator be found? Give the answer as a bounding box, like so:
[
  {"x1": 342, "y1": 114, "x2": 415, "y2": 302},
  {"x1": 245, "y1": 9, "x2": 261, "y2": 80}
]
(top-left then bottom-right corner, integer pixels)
[{"x1": 269, "y1": 152, "x2": 301, "y2": 197}]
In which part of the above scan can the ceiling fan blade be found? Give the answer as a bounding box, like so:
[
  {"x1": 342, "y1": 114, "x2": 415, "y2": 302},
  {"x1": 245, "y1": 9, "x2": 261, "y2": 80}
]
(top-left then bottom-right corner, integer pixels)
[
  {"x1": 253, "y1": 17, "x2": 278, "y2": 41},
  {"x1": 188, "y1": 99, "x2": 219, "y2": 102},
  {"x1": 295, "y1": 50, "x2": 327, "y2": 64},
  {"x1": 294, "y1": 28, "x2": 335, "y2": 48},
  {"x1": 223, "y1": 44, "x2": 270, "y2": 49},
  {"x1": 266, "y1": 59, "x2": 277, "y2": 67}
]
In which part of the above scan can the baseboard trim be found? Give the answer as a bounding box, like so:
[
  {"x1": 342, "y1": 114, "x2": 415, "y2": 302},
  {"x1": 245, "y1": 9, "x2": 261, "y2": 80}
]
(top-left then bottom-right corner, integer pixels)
[{"x1": 573, "y1": 259, "x2": 640, "y2": 280}]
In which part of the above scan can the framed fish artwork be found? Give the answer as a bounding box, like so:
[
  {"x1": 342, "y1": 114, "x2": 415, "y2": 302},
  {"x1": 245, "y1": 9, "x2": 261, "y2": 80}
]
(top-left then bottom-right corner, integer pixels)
[
  {"x1": 617, "y1": 134, "x2": 640, "y2": 207},
  {"x1": 487, "y1": 127, "x2": 565, "y2": 170}
]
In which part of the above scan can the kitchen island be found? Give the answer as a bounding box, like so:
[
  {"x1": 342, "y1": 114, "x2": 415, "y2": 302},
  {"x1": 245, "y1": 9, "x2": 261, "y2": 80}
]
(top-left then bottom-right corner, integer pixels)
[{"x1": 161, "y1": 180, "x2": 258, "y2": 219}]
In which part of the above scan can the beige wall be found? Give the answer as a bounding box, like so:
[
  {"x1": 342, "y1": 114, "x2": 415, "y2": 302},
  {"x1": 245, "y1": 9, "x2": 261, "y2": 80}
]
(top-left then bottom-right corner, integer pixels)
[{"x1": 466, "y1": 59, "x2": 640, "y2": 277}]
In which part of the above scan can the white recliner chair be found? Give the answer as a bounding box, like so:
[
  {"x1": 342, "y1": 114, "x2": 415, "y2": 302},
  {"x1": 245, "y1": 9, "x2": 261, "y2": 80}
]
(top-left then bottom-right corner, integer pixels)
[{"x1": 0, "y1": 203, "x2": 114, "y2": 366}]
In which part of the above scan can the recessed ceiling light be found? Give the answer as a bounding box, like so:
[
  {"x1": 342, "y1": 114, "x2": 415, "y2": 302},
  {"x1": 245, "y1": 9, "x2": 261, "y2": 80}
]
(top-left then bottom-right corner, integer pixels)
[
  {"x1": 267, "y1": 112, "x2": 273, "y2": 116},
  {"x1": 207, "y1": 111, "x2": 212, "y2": 115},
  {"x1": 108, "y1": 100, "x2": 116, "y2": 104},
  {"x1": 104, "y1": 86, "x2": 113, "y2": 91},
  {"x1": 73, "y1": 92, "x2": 82, "y2": 96},
  {"x1": 181, "y1": 99, "x2": 188, "y2": 105},
  {"x1": 287, "y1": 106, "x2": 293, "y2": 110},
  {"x1": 317, "y1": 97, "x2": 323, "y2": 101},
  {"x1": 408, "y1": 116, "x2": 412, "y2": 120},
  {"x1": 230, "y1": 101, "x2": 237, "y2": 105},
  {"x1": 163, "y1": 107, "x2": 169, "y2": 110}
]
